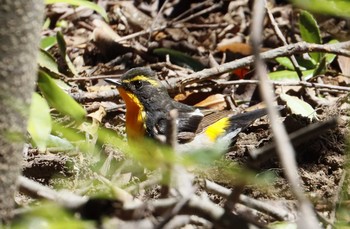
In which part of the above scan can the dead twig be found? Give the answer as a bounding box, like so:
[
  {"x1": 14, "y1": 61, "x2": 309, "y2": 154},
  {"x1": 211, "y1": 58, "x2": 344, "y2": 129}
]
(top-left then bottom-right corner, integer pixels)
[
  {"x1": 202, "y1": 179, "x2": 295, "y2": 221},
  {"x1": 18, "y1": 176, "x2": 88, "y2": 209},
  {"x1": 126, "y1": 195, "x2": 255, "y2": 228},
  {"x1": 265, "y1": 0, "x2": 303, "y2": 81},
  {"x1": 157, "y1": 109, "x2": 195, "y2": 228},
  {"x1": 265, "y1": 0, "x2": 303, "y2": 80},
  {"x1": 70, "y1": 90, "x2": 119, "y2": 103},
  {"x1": 114, "y1": 0, "x2": 222, "y2": 44},
  {"x1": 65, "y1": 74, "x2": 121, "y2": 82},
  {"x1": 162, "y1": 41, "x2": 350, "y2": 91},
  {"x1": 176, "y1": 1, "x2": 223, "y2": 24},
  {"x1": 214, "y1": 79, "x2": 350, "y2": 92},
  {"x1": 170, "y1": 0, "x2": 213, "y2": 22},
  {"x1": 250, "y1": 1, "x2": 321, "y2": 228}
]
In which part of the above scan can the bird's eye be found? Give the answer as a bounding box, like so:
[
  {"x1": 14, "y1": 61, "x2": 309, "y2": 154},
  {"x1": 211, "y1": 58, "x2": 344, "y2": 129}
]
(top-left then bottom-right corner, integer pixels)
[{"x1": 133, "y1": 80, "x2": 143, "y2": 90}]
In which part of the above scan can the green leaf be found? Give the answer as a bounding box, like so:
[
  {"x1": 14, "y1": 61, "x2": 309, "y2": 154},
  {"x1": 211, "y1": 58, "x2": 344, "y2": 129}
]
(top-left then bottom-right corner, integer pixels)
[
  {"x1": 182, "y1": 147, "x2": 222, "y2": 167},
  {"x1": 312, "y1": 56, "x2": 326, "y2": 77},
  {"x1": 153, "y1": 48, "x2": 205, "y2": 71},
  {"x1": 56, "y1": 31, "x2": 78, "y2": 76},
  {"x1": 45, "y1": 0, "x2": 108, "y2": 22},
  {"x1": 299, "y1": 10, "x2": 322, "y2": 62},
  {"x1": 325, "y1": 39, "x2": 338, "y2": 64},
  {"x1": 28, "y1": 93, "x2": 52, "y2": 150},
  {"x1": 280, "y1": 93, "x2": 317, "y2": 120},
  {"x1": 12, "y1": 203, "x2": 94, "y2": 229},
  {"x1": 268, "y1": 69, "x2": 314, "y2": 81},
  {"x1": 299, "y1": 10, "x2": 322, "y2": 44},
  {"x1": 38, "y1": 70, "x2": 86, "y2": 123},
  {"x1": 46, "y1": 134, "x2": 74, "y2": 150},
  {"x1": 40, "y1": 36, "x2": 57, "y2": 50},
  {"x1": 292, "y1": 0, "x2": 350, "y2": 18},
  {"x1": 42, "y1": 18, "x2": 51, "y2": 30},
  {"x1": 52, "y1": 121, "x2": 90, "y2": 152},
  {"x1": 275, "y1": 57, "x2": 296, "y2": 71},
  {"x1": 38, "y1": 49, "x2": 61, "y2": 77},
  {"x1": 311, "y1": 41, "x2": 339, "y2": 76},
  {"x1": 276, "y1": 56, "x2": 316, "y2": 70},
  {"x1": 56, "y1": 31, "x2": 67, "y2": 56},
  {"x1": 297, "y1": 56, "x2": 318, "y2": 69}
]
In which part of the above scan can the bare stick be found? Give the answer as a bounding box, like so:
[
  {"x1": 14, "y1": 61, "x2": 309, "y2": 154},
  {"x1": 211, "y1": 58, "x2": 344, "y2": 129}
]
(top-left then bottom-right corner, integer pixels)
[
  {"x1": 250, "y1": 1, "x2": 321, "y2": 228},
  {"x1": 66, "y1": 74, "x2": 121, "y2": 82},
  {"x1": 163, "y1": 41, "x2": 350, "y2": 90},
  {"x1": 265, "y1": 0, "x2": 303, "y2": 80},
  {"x1": 202, "y1": 179, "x2": 295, "y2": 221},
  {"x1": 171, "y1": 0, "x2": 213, "y2": 22},
  {"x1": 157, "y1": 109, "x2": 194, "y2": 228},
  {"x1": 70, "y1": 90, "x2": 120, "y2": 103},
  {"x1": 215, "y1": 79, "x2": 350, "y2": 92},
  {"x1": 176, "y1": 1, "x2": 223, "y2": 24},
  {"x1": 18, "y1": 176, "x2": 88, "y2": 209}
]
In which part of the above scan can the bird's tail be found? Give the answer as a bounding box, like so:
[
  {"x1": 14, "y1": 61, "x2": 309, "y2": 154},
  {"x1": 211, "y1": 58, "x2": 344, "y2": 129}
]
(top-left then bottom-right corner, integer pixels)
[
  {"x1": 226, "y1": 108, "x2": 268, "y2": 134},
  {"x1": 204, "y1": 107, "x2": 281, "y2": 143}
]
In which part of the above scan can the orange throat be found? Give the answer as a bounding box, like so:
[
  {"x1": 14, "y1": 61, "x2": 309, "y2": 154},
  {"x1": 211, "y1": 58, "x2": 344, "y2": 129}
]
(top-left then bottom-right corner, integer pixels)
[{"x1": 117, "y1": 88, "x2": 145, "y2": 140}]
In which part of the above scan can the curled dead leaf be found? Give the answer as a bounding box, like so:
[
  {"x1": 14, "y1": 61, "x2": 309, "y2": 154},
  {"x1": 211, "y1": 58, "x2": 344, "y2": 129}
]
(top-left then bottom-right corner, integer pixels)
[{"x1": 195, "y1": 94, "x2": 226, "y2": 110}]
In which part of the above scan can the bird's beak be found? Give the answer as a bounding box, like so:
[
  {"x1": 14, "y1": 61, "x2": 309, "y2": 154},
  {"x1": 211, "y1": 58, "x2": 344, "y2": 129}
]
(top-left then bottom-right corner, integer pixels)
[{"x1": 105, "y1": 78, "x2": 122, "y2": 87}]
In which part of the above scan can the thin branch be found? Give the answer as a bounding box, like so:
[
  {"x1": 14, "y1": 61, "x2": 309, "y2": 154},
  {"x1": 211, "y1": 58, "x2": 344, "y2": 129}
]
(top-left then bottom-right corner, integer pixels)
[
  {"x1": 250, "y1": 1, "x2": 321, "y2": 228},
  {"x1": 171, "y1": 0, "x2": 213, "y2": 22},
  {"x1": 176, "y1": 1, "x2": 223, "y2": 24},
  {"x1": 148, "y1": 0, "x2": 170, "y2": 43},
  {"x1": 202, "y1": 179, "x2": 296, "y2": 221},
  {"x1": 162, "y1": 41, "x2": 350, "y2": 90},
  {"x1": 114, "y1": 22, "x2": 228, "y2": 43},
  {"x1": 114, "y1": 0, "x2": 222, "y2": 44},
  {"x1": 66, "y1": 74, "x2": 121, "y2": 82},
  {"x1": 265, "y1": 0, "x2": 303, "y2": 80},
  {"x1": 214, "y1": 79, "x2": 350, "y2": 92},
  {"x1": 127, "y1": 195, "x2": 256, "y2": 228},
  {"x1": 70, "y1": 90, "x2": 120, "y2": 103},
  {"x1": 18, "y1": 176, "x2": 88, "y2": 209},
  {"x1": 157, "y1": 109, "x2": 194, "y2": 228}
]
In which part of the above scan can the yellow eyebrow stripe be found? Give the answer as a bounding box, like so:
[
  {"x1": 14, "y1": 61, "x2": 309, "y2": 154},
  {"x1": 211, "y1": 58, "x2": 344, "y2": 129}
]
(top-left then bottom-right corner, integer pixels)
[
  {"x1": 205, "y1": 117, "x2": 230, "y2": 141},
  {"x1": 123, "y1": 75, "x2": 159, "y2": 86}
]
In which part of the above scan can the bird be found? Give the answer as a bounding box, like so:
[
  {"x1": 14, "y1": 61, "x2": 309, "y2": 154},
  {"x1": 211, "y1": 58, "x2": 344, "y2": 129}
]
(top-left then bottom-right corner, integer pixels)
[{"x1": 105, "y1": 67, "x2": 270, "y2": 151}]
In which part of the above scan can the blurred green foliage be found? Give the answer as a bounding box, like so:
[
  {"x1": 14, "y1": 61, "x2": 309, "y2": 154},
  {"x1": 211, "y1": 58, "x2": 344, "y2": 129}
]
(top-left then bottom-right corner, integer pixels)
[
  {"x1": 12, "y1": 203, "x2": 94, "y2": 229},
  {"x1": 37, "y1": 71, "x2": 86, "y2": 123},
  {"x1": 292, "y1": 0, "x2": 350, "y2": 18}
]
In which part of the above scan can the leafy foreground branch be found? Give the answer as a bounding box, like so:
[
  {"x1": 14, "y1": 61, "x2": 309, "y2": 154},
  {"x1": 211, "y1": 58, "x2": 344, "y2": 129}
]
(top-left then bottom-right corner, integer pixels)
[{"x1": 15, "y1": 116, "x2": 339, "y2": 228}]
